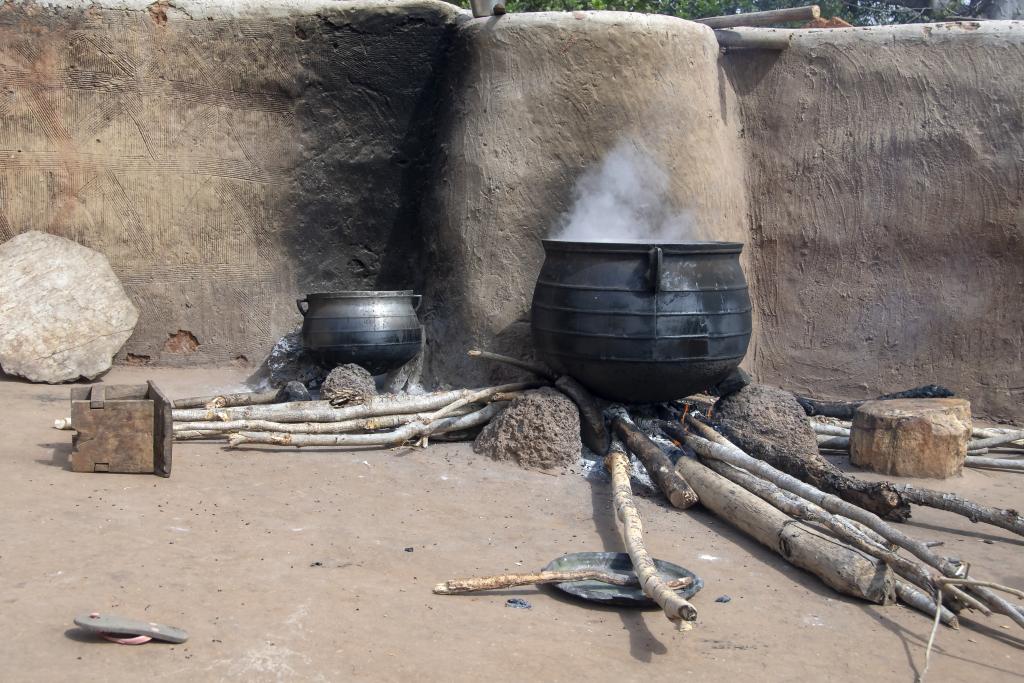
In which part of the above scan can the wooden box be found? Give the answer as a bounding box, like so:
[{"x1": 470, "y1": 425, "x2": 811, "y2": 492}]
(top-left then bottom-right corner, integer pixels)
[{"x1": 70, "y1": 382, "x2": 173, "y2": 477}]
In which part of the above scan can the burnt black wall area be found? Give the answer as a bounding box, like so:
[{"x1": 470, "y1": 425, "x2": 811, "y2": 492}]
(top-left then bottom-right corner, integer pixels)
[{"x1": 284, "y1": 3, "x2": 460, "y2": 297}]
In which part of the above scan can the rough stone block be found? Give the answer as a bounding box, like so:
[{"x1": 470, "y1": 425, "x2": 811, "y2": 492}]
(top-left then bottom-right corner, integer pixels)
[
  {"x1": 850, "y1": 399, "x2": 971, "y2": 479},
  {"x1": 0, "y1": 231, "x2": 138, "y2": 383}
]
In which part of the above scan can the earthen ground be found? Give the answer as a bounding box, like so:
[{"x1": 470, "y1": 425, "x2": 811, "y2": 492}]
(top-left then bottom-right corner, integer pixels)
[{"x1": 1, "y1": 367, "x2": 1021, "y2": 681}]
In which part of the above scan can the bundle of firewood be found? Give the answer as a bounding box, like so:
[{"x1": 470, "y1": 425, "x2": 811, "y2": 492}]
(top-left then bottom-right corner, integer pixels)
[
  {"x1": 168, "y1": 383, "x2": 539, "y2": 448},
  {"x1": 600, "y1": 405, "x2": 1023, "y2": 641}
]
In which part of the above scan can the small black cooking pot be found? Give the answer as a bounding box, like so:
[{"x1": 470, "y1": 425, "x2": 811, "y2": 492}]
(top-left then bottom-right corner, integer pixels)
[
  {"x1": 297, "y1": 290, "x2": 423, "y2": 374},
  {"x1": 531, "y1": 240, "x2": 751, "y2": 402}
]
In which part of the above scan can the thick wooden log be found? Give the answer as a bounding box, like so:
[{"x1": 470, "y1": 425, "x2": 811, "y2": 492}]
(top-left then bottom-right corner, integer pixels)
[
  {"x1": 433, "y1": 571, "x2": 692, "y2": 595},
  {"x1": 226, "y1": 403, "x2": 505, "y2": 448},
  {"x1": 698, "y1": 5, "x2": 819, "y2": 28},
  {"x1": 674, "y1": 455, "x2": 894, "y2": 603},
  {"x1": 850, "y1": 399, "x2": 971, "y2": 479},
  {"x1": 606, "y1": 447, "x2": 698, "y2": 629},
  {"x1": 701, "y1": 458, "x2": 933, "y2": 596},
  {"x1": 173, "y1": 389, "x2": 472, "y2": 423},
  {"x1": 612, "y1": 413, "x2": 699, "y2": 510}
]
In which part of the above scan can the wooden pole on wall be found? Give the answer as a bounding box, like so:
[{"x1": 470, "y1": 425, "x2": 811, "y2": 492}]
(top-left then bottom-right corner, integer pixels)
[{"x1": 698, "y1": 5, "x2": 820, "y2": 28}]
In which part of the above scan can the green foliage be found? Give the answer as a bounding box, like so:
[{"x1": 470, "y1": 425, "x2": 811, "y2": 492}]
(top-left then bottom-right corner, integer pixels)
[{"x1": 451, "y1": 0, "x2": 978, "y2": 26}]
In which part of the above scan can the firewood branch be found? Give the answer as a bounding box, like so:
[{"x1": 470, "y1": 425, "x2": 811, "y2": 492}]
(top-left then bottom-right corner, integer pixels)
[
  {"x1": 433, "y1": 571, "x2": 693, "y2": 594},
  {"x1": 226, "y1": 403, "x2": 506, "y2": 448},
  {"x1": 605, "y1": 445, "x2": 698, "y2": 630}
]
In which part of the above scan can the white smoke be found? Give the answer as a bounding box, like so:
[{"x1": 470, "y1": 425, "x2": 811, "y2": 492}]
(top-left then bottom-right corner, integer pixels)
[{"x1": 551, "y1": 140, "x2": 705, "y2": 243}]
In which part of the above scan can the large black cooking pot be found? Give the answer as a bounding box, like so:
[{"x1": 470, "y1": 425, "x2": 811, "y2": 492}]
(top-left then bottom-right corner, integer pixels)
[
  {"x1": 531, "y1": 240, "x2": 751, "y2": 402},
  {"x1": 298, "y1": 290, "x2": 422, "y2": 374}
]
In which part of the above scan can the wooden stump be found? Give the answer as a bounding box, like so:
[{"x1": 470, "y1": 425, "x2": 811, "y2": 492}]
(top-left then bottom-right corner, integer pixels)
[{"x1": 850, "y1": 399, "x2": 971, "y2": 479}]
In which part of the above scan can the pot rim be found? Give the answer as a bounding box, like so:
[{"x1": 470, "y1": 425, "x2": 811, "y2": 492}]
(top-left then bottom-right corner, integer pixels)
[
  {"x1": 542, "y1": 239, "x2": 742, "y2": 254},
  {"x1": 305, "y1": 290, "x2": 415, "y2": 299}
]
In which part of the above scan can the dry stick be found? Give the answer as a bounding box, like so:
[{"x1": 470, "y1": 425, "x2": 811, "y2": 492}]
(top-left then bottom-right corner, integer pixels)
[
  {"x1": 816, "y1": 435, "x2": 850, "y2": 450},
  {"x1": 968, "y1": 430, "x2": 1024, "y2": 451},
  {"x1": 683, "y1": 419, "x2": 998, "y2": 619},
  {"x1": 174, "y1": 429, "x2": 226, "y2": 440},
  {"x1": 700, "y1": 458, "x2": 940, "y2": 597},
  {"x1": 612, "y1": 413, "x2": 699, "y2": 509},
  {"x1": 173, "y1": 389, "x2": 472, "y2": 423},
  {"x1": 467, "y1": 349, "x2": 610, "y2": 455},
  {"x1": 554, "y1": 375, "x2": 610, "y2": 455},
  {"x1": 895, "y1": 581, "x2": 958, "y2": 628},
  {"x1": 172, "y1": 389, "x2": 281, "y2": 409},
  {"x1": 605, "y1": 446, "x2": 698, "y2": 630},
  {"x1": 919, "y1": 586, "x2": 945, "y2": 683},
  {"x1": 226, "y1": 403, "x2": 505, "y2": 448},
  {"x1": 433, "y1": 571, "x2": 693, "y2": 595},
  {"x1": 466, "y1": 349, "x2": 557, "y2": 381},
  {"x1": 965, "y1": 457, "x2": 1024, "y2": 472},
  {"x1": 892, "y1": 485, "x2": 1024, "y2": 538},
  {"x1": 973, "y1": 426, "x2": 1024, "y2": 443},
  {"x1": 921, "y1": 578, "x2": 1024, "y2": 682},
  {"x1": 173, "y1": 407, "x2": 479, "y2": 435},
  {"x1": 967, "y1": 448, "x2": 1024, "y2": 456},
  {"x1": 425, "y1": 382, "x2": 540, "y2": 421},
  {"x1": 811, "y1": 422, "x2": 850, "y2": 437}
]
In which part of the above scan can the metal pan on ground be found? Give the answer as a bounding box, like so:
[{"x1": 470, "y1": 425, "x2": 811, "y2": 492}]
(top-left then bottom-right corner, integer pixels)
[{"x1": 542, "y1": 551, "x2": 702, "y2": 607}]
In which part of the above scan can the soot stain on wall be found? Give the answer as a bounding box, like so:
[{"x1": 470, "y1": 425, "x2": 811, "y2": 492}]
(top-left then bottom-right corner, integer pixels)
[{"x1": 284, "y1": 8, "x2": 458, "y2": 298}]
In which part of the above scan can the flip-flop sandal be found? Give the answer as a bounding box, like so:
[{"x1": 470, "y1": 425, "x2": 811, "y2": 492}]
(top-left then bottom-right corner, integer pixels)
[{"x1": 74, "y1": 612, "x2": 188, "y2": 645}]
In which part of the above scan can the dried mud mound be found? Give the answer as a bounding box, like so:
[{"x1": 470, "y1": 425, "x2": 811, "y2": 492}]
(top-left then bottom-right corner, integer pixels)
[
  {"x1": 714, "y1": 383, "x2": 819, "y2": 461},
  {"x1": 321, "y1": 363, "x2": 377, "y2": 405},
  {"x1": 474, "y1": 388, "x2": 581, "y2": 471}
]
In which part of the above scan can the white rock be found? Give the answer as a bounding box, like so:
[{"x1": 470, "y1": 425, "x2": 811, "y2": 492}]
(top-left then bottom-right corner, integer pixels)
[{"x1": 0, "y1": 231, "x2": 138, "y2": 383}]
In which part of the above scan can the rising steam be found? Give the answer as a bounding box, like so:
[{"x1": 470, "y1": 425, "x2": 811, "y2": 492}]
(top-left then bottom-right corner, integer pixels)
[{"x1": 551, "y1": 140, "x2": 706, "y2": 243}]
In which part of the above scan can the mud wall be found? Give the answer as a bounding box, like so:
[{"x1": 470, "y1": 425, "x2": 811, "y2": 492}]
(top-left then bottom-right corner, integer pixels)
[
  {"x1": 1, "y1": 1, "x2": 1022, "y2": 420},
  {"x1": 725, "y1": 22, "x2": 1024, "y2": 421},
  {"x1": 420, "y1": 12, "x2": 749, "y2": 387},
  {"x1": 0, "y1": 0, "x2": 457, "y2": 366}
]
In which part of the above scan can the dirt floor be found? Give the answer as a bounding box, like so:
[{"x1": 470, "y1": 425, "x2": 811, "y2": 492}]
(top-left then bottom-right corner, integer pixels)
[{"x1": 1, "y1": 367, "x2": 1021, "y2": 682}]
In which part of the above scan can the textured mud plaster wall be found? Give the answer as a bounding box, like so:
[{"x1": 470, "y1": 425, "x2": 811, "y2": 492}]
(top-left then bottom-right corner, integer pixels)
[
  {"x1": 420, "y1": 12, "x2": 749, "y2": 387},
  {"x1": 0, "y1": 0, "x2": 457, "y2": 366},
  {"x1": 726, "y1": 22, "x2": 1024, "y2": 420}
]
